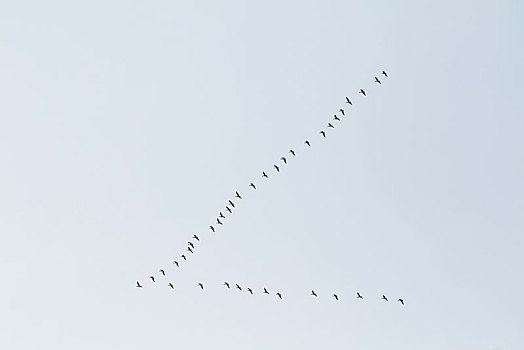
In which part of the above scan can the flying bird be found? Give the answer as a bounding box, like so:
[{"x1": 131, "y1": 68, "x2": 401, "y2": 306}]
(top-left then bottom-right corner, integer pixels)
[
  {"x1": 381, "y1": 295, "x2": 388, "y2": 301},
  {"x1": 247, "y1": 288, "x2": 253, "y2": 295},
  {"x1": 187, "y1": 247, "x2": 193, "y2": 253},
  {"x1": 235, "y1": 191, "x2": 242, "y2": 199},
  {"x1": 168, "y1": 283, "x2": 174, "y2": 289},
  {"x1": 320, "y1": 131, "x2": 326, "y2": 138},
  {"x1": 311, "y1": 290, "x2": 318, "y2": 297},
  {"x1": 219, "y1": 212, "x2": 225, "y2": 218},
  {"x1": 188, "y1": 241, "x2": 194, "y2": 249},
  {"x1": 228, "y1": 200, "x2": 235, "y2": 208},
  {"x1": 276, "y1": 293, "x2": 282, "y2": 299},
  {"x1": 149, "y1": 276, "x2": 155, "y2": 282},
  {"x1": 339, "y1": 109, "x2": 345, "y2": 116},
  {"x1": 209, "y1": 225, "x2": 215, "y2": 232},
  {"x1": 333, "y1": 294, "x2": 339, "y2": 301},
  {"x1": 159, "y1": 269, "x2": 165, "y2": 276},
  {"x1": 289, "y1": 149, "x2": 296, "y2": 156},
  {"x1": 173, "y1": 260, "x2": 179, "y2": 267},
  {"x1": 327, "y1": 123, "x2": 334, "y2": 128},
  {"x1": 193, "y1": 234, "x2": 199, "y2": 241},
  {"x1": 217, "y1": 218, "x2": 223, "y2": 225},
  {"x1": 274, "y1": 165, "x2": 280, "y2": 172},
  {"x1": 382, "y1": 70, "x2": 388, "y2": 77},
  {"x1": 236, "y1": 284, "x2": 242, "y2": 291},
  {"x1": 226, "y1": 206, "x2": 232, "y2": 213},
  {"x1": 374, "y1": 76, "x2": 381, "y2": 84},
  {"x1": 224, "y1": 282, "x2": 230, "y2": 288},
  {"x1": 356, "y1": 292, "x2": 363, "y2": 299},
  {"x1": 304, "y1": 140, "x2": 311, "y2": 147},
  {"x1": 263, "y1": 288, "x2": 270, "y2": 294},
  {"x1": 262, "y1": 171, "x2": 269, "y2": 178},
  {"x1": 198, "y1": 283, "x2": 204, "y2": 290},
  {"x1": 398, "y1": 298, "x2": 404, "y2": 305},
  {"x1": 280, "y1": 157, "x2": 287, "y2": 164},
  {"x1": 359, "y1": 89, "x2": 366, "y2": 96},
  {"x1": 136, "y1": 281, "x2": 142, "y2": 288},
  {"x1": 345, "y1": 97, "x2": 352, "y2": 105},
  {"x1": 333, "y1": 115, "x2": 340, "y2": 121},
  {"x1": 181, "y1": 254, "x2": 187, "y2": 261},
  {"x1": 249, "y1": 182, "x2": 256, "y2": 189}
]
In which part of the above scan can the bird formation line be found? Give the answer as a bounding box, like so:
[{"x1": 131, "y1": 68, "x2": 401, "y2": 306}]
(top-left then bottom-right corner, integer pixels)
[{"x1": 136, "y1": 71, "x2": 402, "y2": 304}]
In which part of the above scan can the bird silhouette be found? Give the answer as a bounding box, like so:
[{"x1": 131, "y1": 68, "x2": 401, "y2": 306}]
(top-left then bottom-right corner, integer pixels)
[
  {"x1": 311, "y1": 290, "x2": 318, "y2": 297},
  {"x1": 375, "y1": 76, "x2": 381, "y2": 84},
  {"x1": 159, "y1": 269, "x2": 165, "y2": 276},
  {"x1": 263, "y1": 288, "x2": 270, "y2": 294},
  {"x1": 249, "y1": 182, "x2": 256, "y2": 189},
  {"x1": 236, "y1": 284, "x2": 242, "y2": 291},
  {"x1": 339, "y1": 108, "x2": 345, "y2": 116},
  {"x1": 136, "y1": 281, "x2": 142, "y2": 288},
  {"x1": 359, "y1": 89, "x2": 366, "y2": 96},
  {"x1": 320, "y1": 131, "x2": 326, "y2": 138},
  {"x1": 188, "y1": 241, "x2": 195, "y2": 249},
  {"x1": 168, "y1": 283, "x2": 174, "y2": 289},
  {"x1": 150, "y1": 276, "x2": 155, "y2": 282},
  {"x1": 173, "y1": 260, "x2": 179, "y2": 267},
  {"x1": 181, "y1": 254, "x2": 187, "y2": 261},
  {"x1": 224, "y1": 282, "x2": 230, "y2": 288},
  {"x1": 356, "y1": 292, "x2": 363, "y2": 299},
  {"x1": 274, "y1": 165, "x2": 280, "y2": 172},
  {"x1": 281, "y1": 157, "x2": 287, "y2": 164},
  {"x1": 327, "y1": 123, "x2": 334, "y2": 128},
  {"x1": 228, "y1": 200, "x2": 235, "y2": 208},
  {"x1": 333, "y1": 115, "x2": 340, "y2": 121},
  {"x1": 382, "y1": 70, "x2": 388, "y2": 77},
  {"x1": 198, "y1": 283, "x2": 204, "y2": 290},
  {"x1": 247, "y1": 288, "x2": 253, "y2": 295},
  {"x1": 262, "y1": 171, "x2": 269, "y2": 178},
  {"x1": 226, "y1": 206, "x2": 232, "y2": 213},
  {"x1": 235, "y1": 191, "x2": 242, "y2": 199},
  {"x1": 381, "y1": 295, "x2": 388, "y2": 301},
  {"x1": 345, "y1": 97, "x2": 352, "y2": 105},
  {"x1": 193, "y1": 234, "x2": 199, "y2": 241},
  {"x1": 289, "y1": 149, "x2": 296, "y2": 156},
  {"x1": 333, "y1": 294, "x2": 339, "y2": 301},
  {"x1": 398, "y1": 298, "x2": 404, "y2": 305},
  {"x1": 219, "y1": 212, "x2": 225, "y2": 218},
  {"x1": 187, "y1": 247, "x2": 193, "y2": 253},
  {"x1": 304, "y1": 140, "x2": 311, "y2": 147},
  {"x1": 209, "y1": 225, "x2": 215, "y2": 232},
  {"x1": 217, "y1": 218, "x2": 223, "y2": 225},
  {"x1": 276, "y1": 293, "x2": 282, "y2": 299}
]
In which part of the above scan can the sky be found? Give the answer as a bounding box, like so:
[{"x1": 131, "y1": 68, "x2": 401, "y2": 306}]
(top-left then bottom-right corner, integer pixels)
[{"x1": 1, "y1": 1, "x2": 523, "y2": 349}]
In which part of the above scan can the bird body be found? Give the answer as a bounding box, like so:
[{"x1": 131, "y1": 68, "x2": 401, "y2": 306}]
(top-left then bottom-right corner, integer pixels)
[
  {"x1": 281, "y1": 157, "x2": 287, "y2": 164},
  {"x1": 187, "y1": 247, "x2": 193, "y2": 253},
  {"x1": 382, "y1": 70, "x2": 388, "y2": 77},
  {"x1": 173, "y1": 260, "x2": 179, "y2": 267},
  {"x1": 274, "y1": 165, "x2": 280, "y2": 172},
  {"x1": 168, "y1": 283, "x2": 174, "y2": 289},
  {"x1": 181, "y1": 255, "x2": 187, "y2": 261},
  {"x1": 327, "y1": 123, "x2": 334, "y2": 128},
  {"x1": 228, "y1": 200, "x2": 235, "y2": 208},
  {"x1": 209, "y1": 226, "x2": 215, "y2": 232},
  {"x1": 136, "y1": 281, "x2": 142, "y2": 288},
  {"x1": 398, "y1": 298, "x2": 404, "y2": 305},
  {"x1": 375, "y1": 76, "x2": 381, "y2": 84},
  {"x1": 226, "y1": 206, "x2": 232, "y2": 213},
  {"x1": 339, "y1": 108, "x2": 345, "y2": 116},
  {"x1": 193, "y1": 234, "x2": 200, "y2": 241},
  {"x1": 263, "y1": 288, "x2": 270, "y2": 294},
  {"x1": 304, "y1": 140, "x2": 311, "y2": 147},
  {"x1": 250, "y1": 183, "x2": 256, "y2": 189},
  {"x1": 159, "y1": 269, "x2": 165, "y2": 276},
  {"x1": 276, "y1": 293, "x2": 282, "y2": 299},
  {"x1": 188, "y1": 242, "x2": 194, "y2": 249},
  {"x1": 198, "y1": 283, "x2": 204, "y2": 290},
  {"x1": 262, "y1": 171, "x2": 268, "y2": 178},
  {"x1": 320, "y1": 131, "x2": 326, "y2": 138},
  {"x1": 356, "y1": 292, "x2": 363, "y2": 299},
  {"x1": 224, "y1": 282, "x2": 230, "y2": 288},
  {"x1": 217, "y1": 218, "x2": 223, "y2": 225},
  {"x1": 333, "y1": 115, "x2": 340, "y2": 121},
  {"x1": 382, "y1": 295, "x2": 388, "y2": 301},
  {"x1": 235, "y1": 191, "x2": 242, "y2": 199},
  {"x1": 359, "y1": 89, "x2": 366, "y2": 96},
  {"x1": 333, "y1": 294, "x2": 339, "y2": 301},
  {"x1": 219, "y1": 212, "x2": 225, "y2": 218},
  {"x1": 236, "y1": 284, "x2": 242, "y2": 291},
  {"x1": 311, "y1": 290, "x2": 317, "y2": 297},
  {"x1": 289, "y1": 149, "x2": 296, "y2": 156},
  {"x1": 247, "y1": 288, "x2": 253, "y2": 295},
  {"x1": 150, "y1": 276, "x2": 155, "y2": 282},
  {"x1": 345, "y1": 97, "x2": 352, "y2": 105}
]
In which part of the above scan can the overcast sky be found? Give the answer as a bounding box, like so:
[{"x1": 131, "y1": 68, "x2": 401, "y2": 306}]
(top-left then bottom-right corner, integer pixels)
[{"x1": 1, "y1": 1, "x2": 523, "y2": 349}]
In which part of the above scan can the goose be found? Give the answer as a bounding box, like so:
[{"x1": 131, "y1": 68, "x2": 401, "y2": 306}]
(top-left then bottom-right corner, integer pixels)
[
  {"x1": 159, "y1": 269, "x2": 165, "y2": 276},
  {"x1": 289, "y1": 149, "x2": 296, "y2": 156},
  {"x1": 311, "y1": 290, "x2": 318, "y2": 297},
  {"x1": 193, "y1": 234, "x2": 200, "y2": 241},
  {"x1": 249, "y1": 183, "x2": 256, "y2": 189},
  {"x1": 136, "y1": 281, "x2": 142, "y2": 288},
  {"x1": 359, "y1": 89, "x2": 366, "y2": 96},
  {"x1": 304, "y1": 140, "x2": 311, "y2": 147},
  {"x1": 345, "y1": 97, "x2": 352, "y2": 105}
]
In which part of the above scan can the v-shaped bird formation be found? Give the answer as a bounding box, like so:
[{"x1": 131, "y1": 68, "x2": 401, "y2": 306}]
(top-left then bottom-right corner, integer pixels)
[{"x1": 136, "y1": 71, "x2": 405, "y2": 307}]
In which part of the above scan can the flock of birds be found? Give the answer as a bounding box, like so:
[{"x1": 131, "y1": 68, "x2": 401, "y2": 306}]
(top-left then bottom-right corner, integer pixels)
[{"x1": 136, "y1": 71, "x2": 405, "y2": 306}]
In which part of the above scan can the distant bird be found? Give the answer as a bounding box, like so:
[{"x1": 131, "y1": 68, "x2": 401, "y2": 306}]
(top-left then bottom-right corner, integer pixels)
[
  {"x1": 168, "y1": 283, "x2": 174, "y2": 289},
  {"x1": 333, "y1": 294, "x2": 339, "y2": 301},
  {"x1": 381, "y1": 295, "x2": 388, "y2": 301},
  {"x1": 217, "y1": 218, "x2": 223, "y2": 225},
  {"x1": 224, "y1": 282, "x2": 230, "y2": 288},
  {"x1": 187, "y1": 246, "x2": 193, "y2": 254},
  {"x1": 235, "y1": 191, "x2": 242, "y2": 199},
  {"x1": 276, "y1": 292, "x2": 282, "y2": 299},
  {"x1": 280, "y1": 157, "x2": 287, "y2": 164},
  {"x1": 359, "y1": 89, "x2": 366, "y2": 96},
  {"x1": 398, "y1": 298, "x2": 404, "y2": 305},
  {"x1": 181, "y1": 254, "x2": 187, "y2": 261},
  {"x1": 159, "y1": 269, "x2": 165, "y2": 276},
  {"x1": 289, "y1": 149, "x2": 296, "y2": 156},
  {"x1": 226, "y1": 206, "x2": 232, "y2": 213},
  {"x1": 193, "y1": 234, "x2": 200, "y2": 241},
  {"x1": 374, "y1": 76, "x2": 381, "y2": 84},
  {"x1": 333, "y1": 115, "x2": 340, "y2": 121},
  {"x1": 247, "y1": 288, "x2": 253, "y2": 295},
  {"x1": 320, "y1": 131, "x2": 326, "y2": 138},
  {"x1": 311, "y1": 290, "x2": 318, "y2": 297},
  {"x1": 327, "y1": 123, "x2": 334, "y2": 128},
  {"x1": 173, "y1": 260, "x2": 179, "y2": 267},
  {"x1": 262, "y1": 171, "x2": 269, "y2": 178},
  {"x1": 356, "y1": 292, "x2": 363, "y2": 299},
  {"x1": 339, "y1": 109, "x2": 345, "y2": 116},
  {"x1": 250, "y1": 182, "x2": 256, "y2": 189},
  {"x1": 228, "y1": 200, "x2": 235, "y2": 208},
  {"x1": 382, "y1": 70, "x2": 388, "y2": 77},
  {"x1": 263, "y1": 288, "x2": 270, "y2": 294},
  {"x1": 188, "y1": 241, "x2": 194, "y2": 249},
  {"x1": 219, "y1": 212, "x2": 225, "y2": 218},
  {"x1": 150, "y1": 276, "x2": 155, "y2": 282},
  {"x1": 136, "y1": 281, "x2": 142, "y2": 288},
  {"x1": 274, "y1": 165, "x2": 280, "y2": 172},
  {"x1": 304, "y1": 140, "x2": 311, "y2": 147},
  {"x1": 198, "y1": 283, "x2": 204, "y2": 290},
  {"x1": 209, "y1": 225, "x2": 215, "y2": 232},
  {"x1": 345, "y1": 97, "x2": 352, "y2": 105},
  {"x1": 236, "y1": 284, "x2": 242, "y2": 291}
]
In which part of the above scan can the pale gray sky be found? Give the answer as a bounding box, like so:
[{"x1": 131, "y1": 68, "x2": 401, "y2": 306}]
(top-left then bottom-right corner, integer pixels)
[{"x1": 1, "y1": 1, "x2": 523, "y2": 349}]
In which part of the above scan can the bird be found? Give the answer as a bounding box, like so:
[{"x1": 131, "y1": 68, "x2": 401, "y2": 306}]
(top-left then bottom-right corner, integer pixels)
[
  {"x1": 276, "y1": 293, "x2": 282, "y2": 299},
  {"x1": 219, "y1": 212, "x2": 225, "y2": 218},
  {"x1": 311, "y1": 290, "x2": 317, "y2": 297},
  {"x1": 247, "y1": 288, "x2": 253, "y2": 295},
  {"x1": 198, "y1": 283, "x2": 204, "y2": 290},
  {"x1": 280, "y1": 157, "x2": 287, "y2": 164},
  {"x1": 381, "y1": 295, "x2": 388, "y2": 301},
  {"x1": 356, "y1": 292, "x2": 363, "y2": 299},
  {"x1": 345, "y1": 97, "x2": 352, "y2": 105},
  {"x1": 181, "y1": 254, "x2": 187, "y2": 261},
  {"x1": 274, "y1": 165, "x2": 280, "y2": 172},
  {"x1": 224, "y1": 282, "x2": 230, "y2": 288},
  {"x1": 236, "y1": 284, "x2": 242, "y2": 291},
  {"x1": 226, "y1": 206, "x2": 232, "y2": 213},
  {"x1": 209, "y1": 225, "x2": 215, "y2": 232},
  {"x1": 320, "y1": 131, "x2": 326, "y2": 138},
  {"x1": 217, "y1": 218, "x2": 223, "y2": 225},
  {"x1": 262, "y1": 171, "x2": 269, "y2": 178},
  {"x1": 382, "y1": 70, "x2": 388, "y2": 77},
  {"x1": 168, "y1": 283, "x2": 174, "y2": 289},
  {"x1": 289, "y1": 149, "x2": 296, "y2": 156},
  {"x1": 235, "y1": 191, "x2": 242, "y2": 199},
  {"x1": 304, "y1": 140, "x2": 311, "y2": 147},
  {"x1": 333, "y1": 294, "x2": 339, "y2": 301},
  {"x1": 228, "y1": 200, "x2": 235, "y2": 208},
  {"x1": 398, "y1": 298, "x2": 404, "y2": 305},
  {"x1": 249, "y1": 182, "x2": 256, "y2": 189},
  {"x1": 188, "y1": 241, "x2": 195, "y2": 249},
  {"x1": 333, "y1": 115, "x2": 340, "y2": 121},
  {"x1": 339, "y1": 108, "x2": 345, "y2": 116},
  {"x1": 173, "y1": 260, "x2": 179, "y2": 267},
  {"x1": 374, "y1": 76, "x2": 381, "y2": 84},
  {"x1": 263, "y1": 288, "x2": 270, "y2": 294},
  {"x1": 187, "y1": 246, "x2": 193, "y2": 253},
  {"x1": 327, "y1": 123, "x2": 334, "y2": 128},
  {"x1": 359, "y1": 89, "x2": 366, "y2": 96},
  {"x1": 159, "y1": 269, "x2": 165, "y2": 276},
  {"x1": 193, "y1": 234, "x2": 200, "y2": 241},
  {"x1": 150, "y1": 276, "x2": 155, "y2": 282},
  {"x1": 136, "y1": 281, "x2": 142, "y2": 288}
]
